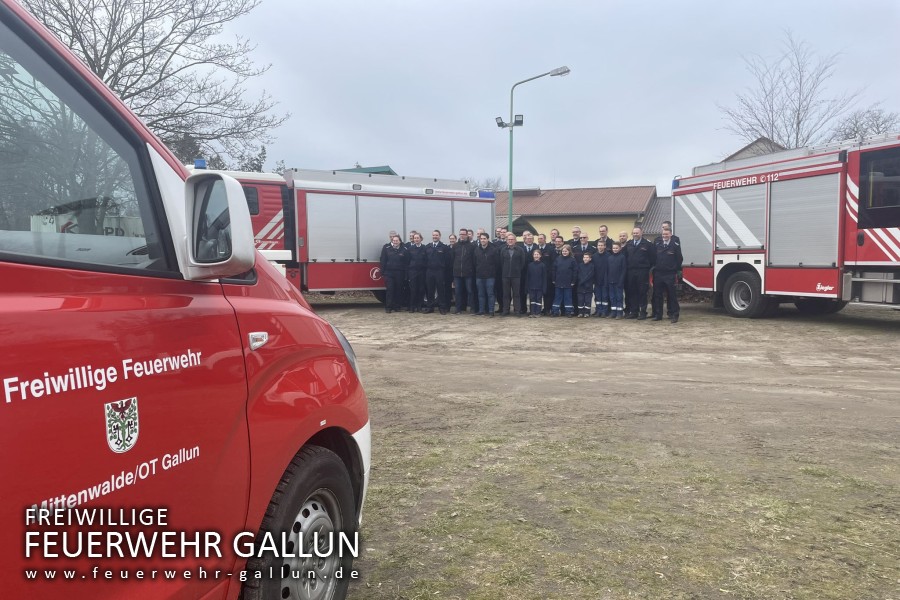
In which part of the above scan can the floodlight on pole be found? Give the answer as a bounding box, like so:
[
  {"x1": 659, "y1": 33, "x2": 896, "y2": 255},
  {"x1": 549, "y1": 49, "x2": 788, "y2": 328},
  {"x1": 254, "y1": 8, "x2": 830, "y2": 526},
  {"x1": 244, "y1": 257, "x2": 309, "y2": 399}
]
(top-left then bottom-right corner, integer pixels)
[{"x1": 497, "y1": 66, "x2": 570, "y2": 232}]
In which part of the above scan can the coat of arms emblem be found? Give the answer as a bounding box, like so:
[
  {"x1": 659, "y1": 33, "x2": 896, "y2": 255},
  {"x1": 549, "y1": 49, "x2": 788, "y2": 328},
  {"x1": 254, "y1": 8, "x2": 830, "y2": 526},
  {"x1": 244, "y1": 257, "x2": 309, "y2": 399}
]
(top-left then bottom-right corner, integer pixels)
[{"x1": 105, "y1": 397, "x2": 139, "y2": 453}]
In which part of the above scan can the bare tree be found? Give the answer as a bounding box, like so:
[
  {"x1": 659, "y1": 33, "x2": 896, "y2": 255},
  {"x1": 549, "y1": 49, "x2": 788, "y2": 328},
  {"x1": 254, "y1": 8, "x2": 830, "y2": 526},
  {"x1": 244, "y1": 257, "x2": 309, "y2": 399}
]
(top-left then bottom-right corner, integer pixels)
[
  {"x1": 466, "y1": 176, "x2": 503, "y2": 192},
  {"x1": 22, "y1": 0, "x2": 287, "y2": 165},
  {"x1": 719, "y1": 32, "x2": 858, "y2": 149},
  {"x1": 829, "y1": 105, "x2": 900, "y2": 142}
]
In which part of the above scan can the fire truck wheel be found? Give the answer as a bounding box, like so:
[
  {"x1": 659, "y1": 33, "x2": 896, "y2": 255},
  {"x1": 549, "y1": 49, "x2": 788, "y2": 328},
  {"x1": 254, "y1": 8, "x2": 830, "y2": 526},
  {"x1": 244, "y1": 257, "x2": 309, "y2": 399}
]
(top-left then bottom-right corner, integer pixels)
[
  {"x1": 371, "y1": 290, "x2": 386, "y2": 304},
  {"x1": 794, "y1": 298, "x2": 848, "y2": 315},
  {"x1": 241, "y1": 446, "x2": 357, "y2": 600},
  {"x1": 723, "y1": 271, "x2": 769, "y2": 318}
]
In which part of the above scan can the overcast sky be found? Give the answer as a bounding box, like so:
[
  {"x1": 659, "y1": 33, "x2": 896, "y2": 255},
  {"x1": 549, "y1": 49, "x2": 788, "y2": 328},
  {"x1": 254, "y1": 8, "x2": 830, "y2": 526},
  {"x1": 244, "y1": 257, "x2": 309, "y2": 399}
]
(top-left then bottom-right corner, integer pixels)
[{"x1": 224, "y1": 0, "x2": 900, "y2": 195}]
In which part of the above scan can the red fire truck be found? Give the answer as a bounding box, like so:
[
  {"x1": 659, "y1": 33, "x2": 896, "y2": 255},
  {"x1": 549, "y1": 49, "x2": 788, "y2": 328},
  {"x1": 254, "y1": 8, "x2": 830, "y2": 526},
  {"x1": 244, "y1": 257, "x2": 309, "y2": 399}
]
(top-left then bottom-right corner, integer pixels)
[
  {"x1": 225, "y1": 169, "x2": 496, "y2": 300},
  {"x1": 0, "y1": 2, "x2": 369, "y2": 599},
  {"x1": 672, "y1": 134, "x2": 900, "y2": 317}
]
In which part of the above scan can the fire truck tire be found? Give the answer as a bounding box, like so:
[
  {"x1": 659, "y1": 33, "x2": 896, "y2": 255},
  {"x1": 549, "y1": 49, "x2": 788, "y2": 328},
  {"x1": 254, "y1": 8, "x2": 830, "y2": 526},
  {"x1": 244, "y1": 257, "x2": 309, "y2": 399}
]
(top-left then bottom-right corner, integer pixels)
[
  {"x1": 371, "y1": 290, "x2": 386, "y2": 304},
  {"x1": 722, "y1": 271, "x2": 769, "y2": 318},
  {"x1": 241, "y1": 445, "x2": 356, "y2": 600},
  {"x1": 794, "y1": 298, "x2": 848, "y2": 315}
]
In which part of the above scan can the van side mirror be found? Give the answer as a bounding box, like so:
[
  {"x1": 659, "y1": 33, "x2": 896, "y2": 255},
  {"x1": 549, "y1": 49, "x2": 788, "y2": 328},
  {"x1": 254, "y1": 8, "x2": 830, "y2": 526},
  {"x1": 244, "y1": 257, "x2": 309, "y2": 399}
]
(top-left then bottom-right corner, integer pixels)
[{"x1": 184, "y1": 172, "x2": 255, "y2": 280}]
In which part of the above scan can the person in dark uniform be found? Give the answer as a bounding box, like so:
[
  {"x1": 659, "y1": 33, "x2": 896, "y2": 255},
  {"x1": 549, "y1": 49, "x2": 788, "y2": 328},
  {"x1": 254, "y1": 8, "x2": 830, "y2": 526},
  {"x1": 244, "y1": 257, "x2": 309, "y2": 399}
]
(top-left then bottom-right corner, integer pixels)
[
  {"x1": 572, "y1": 234, "x2": 596, "y2": 263},
  {"x1": 651, "y1": 223, "x2": 680, "y2": 318},
  {"x1": 379, "y1": 229, "x2": 398, "y2": 303},
  {"x1": 607, "y1": 242, "x2": 627, "y2": 318},
  {"x1": 624, "y1": 226, "x2": 655, "y2": 319},
  {"x1": 661, "y1": 221, "x2": 680, "y2": 244},
  {"x1": 424, "y1": 230, "x2": 450, "y2": 314},
  {"x1": 406, "y1": 232, "x2": 427, "y2": 313},
  {"x1": 592, "y1": 240, "x2": 610, "y2": 317},
  {"x1": 499, "y1": 232, "x2": 528, "y2": 316},
  {"x1": 566, "y1": 226, "x2": 583, "y2": 248},
  {"x1": 518, "y1": 231, "x2": 539, "y2": 314},
  {"x1": 538, "y1": 234, "x2": 556, "y2": 315},
  {"x1": 445, "y1": 234, "x2": 457, "y2": 306},
  {"x1": 594, "y1": 224, "x2": 614, "y2": 252},
  {"x1": 473, "y1": 233, "x2": 500, "y2": 316},
  {"x1": 380, "y1": 235, "x2": 408, "y2": 313},
  {"x1": 652, "y1": 228, "x2": 683, "y2": 323},
  {"x1": 526, "y1": 249, "x2": 547, "y2": 317},
  {"x1": 551, "y1": 244, "x2": 577, "y2": 317},
  {"x1": 576, "y1": 252, "x2": 596, "y2": 317},
  {"x1": 492, "y1": 228, "x2": 506, "y2": 312},
  {"x1": 451, "y1": 228, "x2": 475, "y2": 313}
]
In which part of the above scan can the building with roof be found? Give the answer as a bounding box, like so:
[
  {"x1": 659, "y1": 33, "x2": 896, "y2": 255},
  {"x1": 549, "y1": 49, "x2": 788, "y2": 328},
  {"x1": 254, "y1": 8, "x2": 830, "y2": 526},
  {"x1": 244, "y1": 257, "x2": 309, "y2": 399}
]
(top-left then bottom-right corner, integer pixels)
[
  {"x1": 641, "y1": 195, "x2": 671, "y2": 237},
  {"x1": 494, "y1": 185, "x2": 658, "y2": 241},
  {"x1": 336, "y1": 165, "x2": 398, "y2": 176},
  {"x1": 722, "y1": 137, "x2": 785, "y2": 161}
]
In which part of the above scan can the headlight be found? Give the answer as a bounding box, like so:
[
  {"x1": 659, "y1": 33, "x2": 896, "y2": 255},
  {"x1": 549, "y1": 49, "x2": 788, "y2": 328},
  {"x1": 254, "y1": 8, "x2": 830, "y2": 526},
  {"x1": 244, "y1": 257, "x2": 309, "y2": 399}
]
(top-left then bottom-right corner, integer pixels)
[{"x1": 330, "y1": 324, "x2": 362, "y2": 381}]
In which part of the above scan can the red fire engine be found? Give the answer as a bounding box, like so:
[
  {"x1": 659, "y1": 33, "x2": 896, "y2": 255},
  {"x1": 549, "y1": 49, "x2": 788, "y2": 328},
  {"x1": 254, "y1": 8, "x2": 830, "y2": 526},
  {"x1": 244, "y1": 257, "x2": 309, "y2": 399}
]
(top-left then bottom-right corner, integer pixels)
[
  {"x1": 225, "y1": 169, "x2": 496, "y2": 300},
  {"x1": 672, "y1": 134, "x2": 900, "y2": 317}
]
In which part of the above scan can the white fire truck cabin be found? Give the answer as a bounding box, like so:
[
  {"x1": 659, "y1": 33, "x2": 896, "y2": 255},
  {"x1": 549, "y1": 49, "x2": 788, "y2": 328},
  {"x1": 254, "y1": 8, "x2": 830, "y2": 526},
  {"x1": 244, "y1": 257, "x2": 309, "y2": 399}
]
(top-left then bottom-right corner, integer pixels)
[
  {"x1": 223, "y1": 168, "x2": 495, "y2": 300},
  {"x1": 672, "y1": 133, "x2": 900, "y2": 317}
]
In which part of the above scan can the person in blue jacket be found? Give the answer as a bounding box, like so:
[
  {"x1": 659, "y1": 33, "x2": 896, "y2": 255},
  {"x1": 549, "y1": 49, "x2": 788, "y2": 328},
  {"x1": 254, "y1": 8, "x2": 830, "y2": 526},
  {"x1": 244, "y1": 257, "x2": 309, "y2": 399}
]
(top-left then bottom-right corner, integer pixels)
[
  {"x1": 606, "y1": 242, "x2": 627, "y2": 319},
  {"x1": 592, "y1": 240, "x2": 610, "y2": 317},
  {"x1": 526, "y1": 249, "x2": 547, "y2": 317},
  {"x1": 473, "y1": 233, "x2": 500, "y2": 316},
  {"x1": 551, "y1": 244, "x2": 577, "y2": 317},
  {"x1": 576, "y1": 252, "x2": 595, "y2": 317}
]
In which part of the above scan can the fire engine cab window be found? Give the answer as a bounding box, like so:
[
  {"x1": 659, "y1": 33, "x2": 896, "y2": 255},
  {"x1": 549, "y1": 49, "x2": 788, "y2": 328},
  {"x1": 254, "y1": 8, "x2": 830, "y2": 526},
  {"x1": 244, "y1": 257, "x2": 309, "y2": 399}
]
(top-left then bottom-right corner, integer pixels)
[
  {"x1": 858, "y1": 146, "x2": 900, "y2": 229},
  {"x1": 0, "y1": 22, "x2": 168, "y2": 272},
  {"x1": 241, "y1": 186, "x2": 259, "y2": 215}
]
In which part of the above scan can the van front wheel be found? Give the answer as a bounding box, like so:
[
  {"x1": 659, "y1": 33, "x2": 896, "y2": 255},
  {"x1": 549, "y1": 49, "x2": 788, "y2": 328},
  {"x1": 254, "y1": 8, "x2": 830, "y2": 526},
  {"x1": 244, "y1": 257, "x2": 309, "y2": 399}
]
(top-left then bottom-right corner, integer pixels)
[{"x1": 241, "y1": 446, "x2": 357, "y2": 600}]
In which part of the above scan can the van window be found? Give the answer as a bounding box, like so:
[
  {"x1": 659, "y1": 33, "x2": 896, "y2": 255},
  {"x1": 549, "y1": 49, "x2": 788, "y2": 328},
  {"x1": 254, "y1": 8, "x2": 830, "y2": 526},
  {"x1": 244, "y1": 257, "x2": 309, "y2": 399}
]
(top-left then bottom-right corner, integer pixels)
[{"x1": 0, "y1": 20, "x2": 170, "y2": 272}]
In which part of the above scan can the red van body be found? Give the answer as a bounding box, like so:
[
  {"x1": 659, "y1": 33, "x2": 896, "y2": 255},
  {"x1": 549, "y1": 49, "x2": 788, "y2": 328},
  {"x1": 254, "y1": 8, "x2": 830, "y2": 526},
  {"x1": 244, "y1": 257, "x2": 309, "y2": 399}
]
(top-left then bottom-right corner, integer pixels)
[{"x1": 0, "y1": 2, "x2": 370, "y2": 599}]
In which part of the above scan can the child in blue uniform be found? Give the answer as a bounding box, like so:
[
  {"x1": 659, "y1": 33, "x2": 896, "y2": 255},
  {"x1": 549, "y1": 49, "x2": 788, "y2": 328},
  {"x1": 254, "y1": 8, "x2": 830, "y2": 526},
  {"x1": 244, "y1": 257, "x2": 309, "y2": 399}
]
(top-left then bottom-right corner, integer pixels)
[
  {"x1": 526, "y1": 250, "x2": 546, "y2": 317},
  {"x1": 592, "y1": 241, "x2": 610, "y2": 317},
  {"x1": 576, "y1": 253, "x2": 595, "y2": 317},
  {"x1": 606, "y1": 242, "x2": 627, "y2": 319},
  {"x1": 551, "y1": 245, "x2": 577, "y2": 317}
]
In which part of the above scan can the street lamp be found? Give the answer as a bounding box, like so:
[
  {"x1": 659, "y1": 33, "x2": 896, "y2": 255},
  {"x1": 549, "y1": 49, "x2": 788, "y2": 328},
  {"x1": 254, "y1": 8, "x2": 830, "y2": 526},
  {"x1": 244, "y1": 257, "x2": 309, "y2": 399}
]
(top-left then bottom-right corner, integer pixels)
[{"x1": 496, "y1": 65, "x2": 570, "y2": 232}]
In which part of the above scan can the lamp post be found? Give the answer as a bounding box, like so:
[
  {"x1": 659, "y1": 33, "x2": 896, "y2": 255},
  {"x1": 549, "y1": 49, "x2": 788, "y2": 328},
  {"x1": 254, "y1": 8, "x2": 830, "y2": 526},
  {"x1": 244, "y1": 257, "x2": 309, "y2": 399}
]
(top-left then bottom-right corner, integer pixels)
[{"x1": 496, "y1": 65, "x2": 570, "y2": 232}]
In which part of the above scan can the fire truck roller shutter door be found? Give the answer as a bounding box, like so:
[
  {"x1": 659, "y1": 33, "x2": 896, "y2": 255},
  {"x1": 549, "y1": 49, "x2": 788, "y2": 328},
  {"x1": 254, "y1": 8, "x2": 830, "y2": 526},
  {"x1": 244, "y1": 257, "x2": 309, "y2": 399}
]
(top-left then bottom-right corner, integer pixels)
[
  {"x1": 405, "y1": 198, "x2": 452, "y2": 245},
  {"x1": 715, "y1": 184, "x2": 766, "y2": 250},
  {"x1": 674, "y1": 192, "x2": 713, "y2": 266},
  {"x1": 452, "y1": 201, "x2": 493, "y2": 238},
  {"x1": 358, "y1": 196, "x2": 404, "y2": 262},
  {"x1": 769, "y1": 174, "x2": 841, "y2": 267},
  {"x1": 307, "y1": 193, "x2": 358, "y2": 261}
]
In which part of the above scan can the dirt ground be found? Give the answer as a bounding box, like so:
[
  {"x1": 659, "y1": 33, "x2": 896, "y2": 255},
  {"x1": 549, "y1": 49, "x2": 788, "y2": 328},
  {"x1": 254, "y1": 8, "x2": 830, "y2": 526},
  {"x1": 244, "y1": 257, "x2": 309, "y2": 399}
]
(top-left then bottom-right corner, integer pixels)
[{"x1": 312, "y1": 295, "x2": 900, "y2": 600}]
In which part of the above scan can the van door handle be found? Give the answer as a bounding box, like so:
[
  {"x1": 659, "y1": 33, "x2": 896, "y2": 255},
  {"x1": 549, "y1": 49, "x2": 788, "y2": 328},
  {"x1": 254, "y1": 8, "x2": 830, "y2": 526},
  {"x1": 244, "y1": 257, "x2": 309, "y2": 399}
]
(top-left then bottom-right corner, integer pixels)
[{"x1": 857, "y1": 232, "x2": 865, "y2": 246}]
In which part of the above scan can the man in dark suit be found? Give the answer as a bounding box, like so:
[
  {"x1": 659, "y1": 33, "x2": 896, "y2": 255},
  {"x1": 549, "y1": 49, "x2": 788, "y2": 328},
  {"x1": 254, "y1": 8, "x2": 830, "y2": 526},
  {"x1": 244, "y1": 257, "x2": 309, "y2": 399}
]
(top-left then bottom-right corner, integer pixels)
[
  {"x1": 518, "y1": 231, "x2": 539, "y2": 314},
  {"x1": 624, "y1": 226, "x2": 655, "y2": 320},
  {"x1": 499, "y1": 233, "x2": 528, "y2": 315}
]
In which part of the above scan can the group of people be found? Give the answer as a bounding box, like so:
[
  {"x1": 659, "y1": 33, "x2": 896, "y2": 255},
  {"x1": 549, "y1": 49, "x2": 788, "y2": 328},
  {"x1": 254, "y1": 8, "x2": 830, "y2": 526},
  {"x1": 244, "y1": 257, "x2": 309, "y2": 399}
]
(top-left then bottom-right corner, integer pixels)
[{"x1": 379, "y1": 222, "x2": 683, "y2": 323}]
